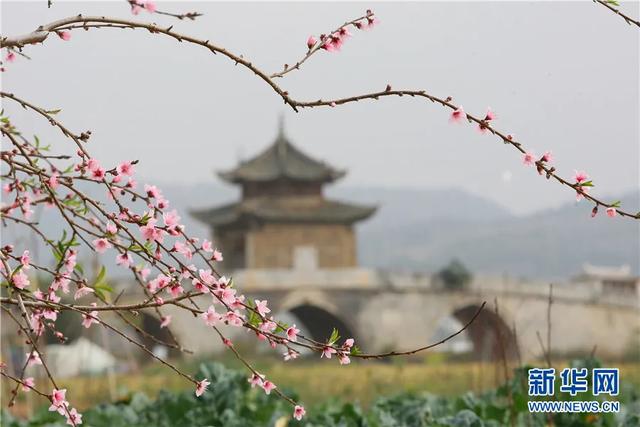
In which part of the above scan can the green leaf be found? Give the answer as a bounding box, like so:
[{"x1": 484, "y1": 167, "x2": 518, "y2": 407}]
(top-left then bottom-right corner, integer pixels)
[
  {"x1": 94, "y1": 265, "x2": 107, "y2": 287},
  {"x1": 328, "y1": 327, "x2": 340, "y2": 345},
  {"x1": 72, "y1": 262, "x2": 84, "y2": 275}
]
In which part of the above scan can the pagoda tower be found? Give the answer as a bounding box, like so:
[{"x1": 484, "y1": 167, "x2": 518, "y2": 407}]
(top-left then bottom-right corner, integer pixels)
[{"x1": 192, "y1": 119, "x2": 376, "y2": 271}]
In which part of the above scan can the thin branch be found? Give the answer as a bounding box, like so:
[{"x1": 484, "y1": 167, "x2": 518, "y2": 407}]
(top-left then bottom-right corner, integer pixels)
[{"x1": 594, "y1": 0, "x2": 640, "y2": 28}]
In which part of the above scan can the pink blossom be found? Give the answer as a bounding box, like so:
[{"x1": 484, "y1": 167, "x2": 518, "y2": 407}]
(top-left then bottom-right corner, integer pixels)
[
  {"x1": 522, "y1": 152, "x2": 536, "y2": 166},
  {"x1": 163, "y1": 210, "x2": 181, "y2": 228},
  {"x1": 321, "y1": 39, "x2": 337, "y2": 52},
  {"x1": 106, "y1": 222, "x2": 117, "y2": 234},
  {"x1": 193, "y1": 280, "x2": 208, "y2": 293},
  {"x1": 167, "y1": 283, "x2": 184, "y2": 298},
  {"x1": 195, "y1": 379, "x2": 210, "y2": 397},
  {"x1": 65, "y1": 408, "x2": 82, "y2": 426},
  {"x1": 117, "y1": 161, "x2": 135, "y2": 176},
  {"x1": 248, "y1": 373, "x2": 264, "y2": 388},
  {"x1": 293, "y1": 405, "x2": 306, "y2": 421},
  {"x1": 47, "y1": 173, "x2": 60, "y2": 189},
  {"x1": 144, "y1": 184, "x2": 161, "y2": 199},
  {"x1": 48, "y1": 289, "x2": 61, "y2": 303},
  {"x1": 541, "y1": 151, "x2": 553, "y2": 163},
  {"x1": 212, "y1": 249, "x2": 223, "y2": 262},
  {"x1": 199, "y1": 269, "x2": 216, "y2": 285},
  {"x1": 143, "y1": 0, "x2": 157, "y2": 13},
  {"x1": 12, "y1": 271, "x2": 30, "y2": 289},
  {"x1": 149, "y1": 273, "x2": 171, "y2": 292},
  {"x1": 449, "y1": 106, "x2": 466, "y2": 123},
  {"x1": 367, "y1": 16, "x2": 380, "y2": 28},
  {"x1": 131, "y1": 4, "x2": 142, "y2": 14},
  {"x1": 116, "y1": 252, "x2": 133, "y2": 268},
  {"x1": 484, "y1": 107, "x2": 496, "y2": 121},
  {"x1": 573, "y1": 170, "x2": 589, "y2": 184},
  {"x1": 6, "y1": 51, "x2": 16, "y2": 63},
  {"x1": 321, "y1": 346, "x2": 337, "y2": 359},
  {"x1": 286, "y1": 324, "x2": 300, "y2": 342},
  {"x1": 157, "y1": 197, "x2": 169, "y2": 209},
  {"x1": 20, "y1": 250, "x2": 30, "y2": 269},
  {"x1": 87, "y1": 158, "x2": 100, "y2": 172},
  {"x1": 330, "y1": 102, "x2": 336, "y2": 108},
  {"x1": 338, "y1": 26, "x2": 352, "y2": 38},
  {"x1": 283, "y1": 350, "x2": 299, "y2": 361},
  {"x1": 74, "y1": 286, "x2": 94, "y2": 300},
  {"x1": 224, "y1": 310, "x2": 244, "y2": 327},
  {"x1": 50, "y1": 388, "x2": 67, "y2": 408},
  {"x1": 201, "y1": 306, "x2": 221, "y2": 326},
  {"x1": 160, "y1": 315, "x2": 172, "y2": 328},
  {"x1": 57, "y1": 31, "x2": 71, "y2": 41},
  {"x1": 91, "y1": 167, "x2": 106, "y2": 181},
  {"x1": 140, "y1": 266, "x2": 151, "y2": 281},
  {"x1": 26, "y1": 351, "x2": 42, "y2": 367},
  {"x1": 220, "y1": 287, "x2": 237, "y2": 305},
  {"x1": 254, "y1": 299, "x2": 270, "y2": 317},
  {"x1": 230, "y1": 294, "x2": 245, "y2": 310},
  {"x1": 575, "y1": 186, "x2": 589, "y2": 202},
  {"x1": 173, "y1": 241, "x2": 192, "y2": 259},
  {"x1": 22, "y1": 377, "x2": 35, "y2": 392},
  {"x1": 261, "y1": 380, "x2": 276, "y2": 395},
  {"x1": 140, "y1": 219, "x2": 165, "y2": 243},
  {"x1": 51, "y1": 275, "x2": 70, "y2": 293},
  {"x1": 82, "y1": 304, "x2": 99, "y2": 328},
  {"x1": 344, "y1": 338, "x2": 355, "y2": 348},
  {"x1": 43, "y1": 309, "x2": 58, "y2": 321},
  {"x1": 606, "y1": 207, "x2": 617, "y2": 218},
  {"x1": 127, "y1": 178, "x2": 137, "y2": 189},
  {"x1": 259, "y1": 319, "x2": 277, "y2": 333},
  {"x1": 202, "y1": 239, "x2": 213, "y2": 253},
  {"x1": 64, "y1": 250, "x2": 77, "y2": 272},
  {"x1": 339, "y1": 353, "x2": 351, "y2": 365},
  {"x1": 306, "y1": 36, "x2": 317, "y2": 50},
  {"x1": 92, "y1": 238, "x2": 112, "y2": 254}
]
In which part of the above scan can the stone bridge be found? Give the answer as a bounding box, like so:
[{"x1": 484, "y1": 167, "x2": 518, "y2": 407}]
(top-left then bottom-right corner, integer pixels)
[{"x1": 138, "y1": 268, "x2": 639, "y2": 361}]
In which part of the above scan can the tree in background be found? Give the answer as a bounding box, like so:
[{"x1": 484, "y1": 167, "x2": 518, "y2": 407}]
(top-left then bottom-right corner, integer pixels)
[{"x1": 437, "y1": 259, "x2": 472, "y2": 291}]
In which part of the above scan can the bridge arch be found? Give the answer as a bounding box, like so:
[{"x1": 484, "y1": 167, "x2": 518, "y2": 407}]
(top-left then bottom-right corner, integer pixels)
[
  {"x1": 452, "y1": 303, "x2": 518, "y2": 361},
  {"x1": 135, "y1": 312, "x2": 178, "y2": 360},
  {"x1": 276, "y1": 290, "x2": 357, "y2": 343},
  {"x1": 287, "y1": 304, "x2": 356, "y2": 343}
]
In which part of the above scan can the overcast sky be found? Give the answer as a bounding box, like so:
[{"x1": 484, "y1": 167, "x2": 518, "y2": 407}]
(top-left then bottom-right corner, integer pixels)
[{"x1": 2, "y1": 1, "x2": 638, "y2": 215}]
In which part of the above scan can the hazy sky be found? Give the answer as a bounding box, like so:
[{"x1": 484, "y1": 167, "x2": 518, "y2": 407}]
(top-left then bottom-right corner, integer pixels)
[{"x1": 2, "y1": 1, "x2": 639, "y2": 215}]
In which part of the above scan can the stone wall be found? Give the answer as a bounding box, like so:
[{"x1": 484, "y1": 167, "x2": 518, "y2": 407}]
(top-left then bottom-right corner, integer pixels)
[{"x1": 246, "y1": 223, "x2": 356, "y2": 269}]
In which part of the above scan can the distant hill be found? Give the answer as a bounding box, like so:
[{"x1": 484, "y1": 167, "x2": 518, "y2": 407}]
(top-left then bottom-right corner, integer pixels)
[
  {"x1": 160, "y1": 182, "x2": 637, "y2": 279},
  {"x1": 342, "y1": 188, "x2": 639, "y2": 279}
]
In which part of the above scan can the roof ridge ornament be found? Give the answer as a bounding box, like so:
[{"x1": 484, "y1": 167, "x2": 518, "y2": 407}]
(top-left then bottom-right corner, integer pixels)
[
  {"x1": 276, "y1": 113, "x2": 287, "y2": 161},
  {"x1": 216, "y1": 117, "x2": 347, "y2": 184}
]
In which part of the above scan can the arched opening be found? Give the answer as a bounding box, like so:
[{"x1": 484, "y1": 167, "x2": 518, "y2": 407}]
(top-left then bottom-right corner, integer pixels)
[
  {"x1": 287, "y1": 304, "x2": 356, "y2": 344},
  {"x1": 453, "y1": 304, "x2": 518, "y2": 361},
  {"x1": 136, "y1": 313, "x2": 178, "y2": 361}
]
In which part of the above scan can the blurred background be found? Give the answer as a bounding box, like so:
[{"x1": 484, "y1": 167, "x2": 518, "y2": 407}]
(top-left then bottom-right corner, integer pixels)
[{"x1": 1, "y1": 1, "x2": 639, "y2": 424}]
